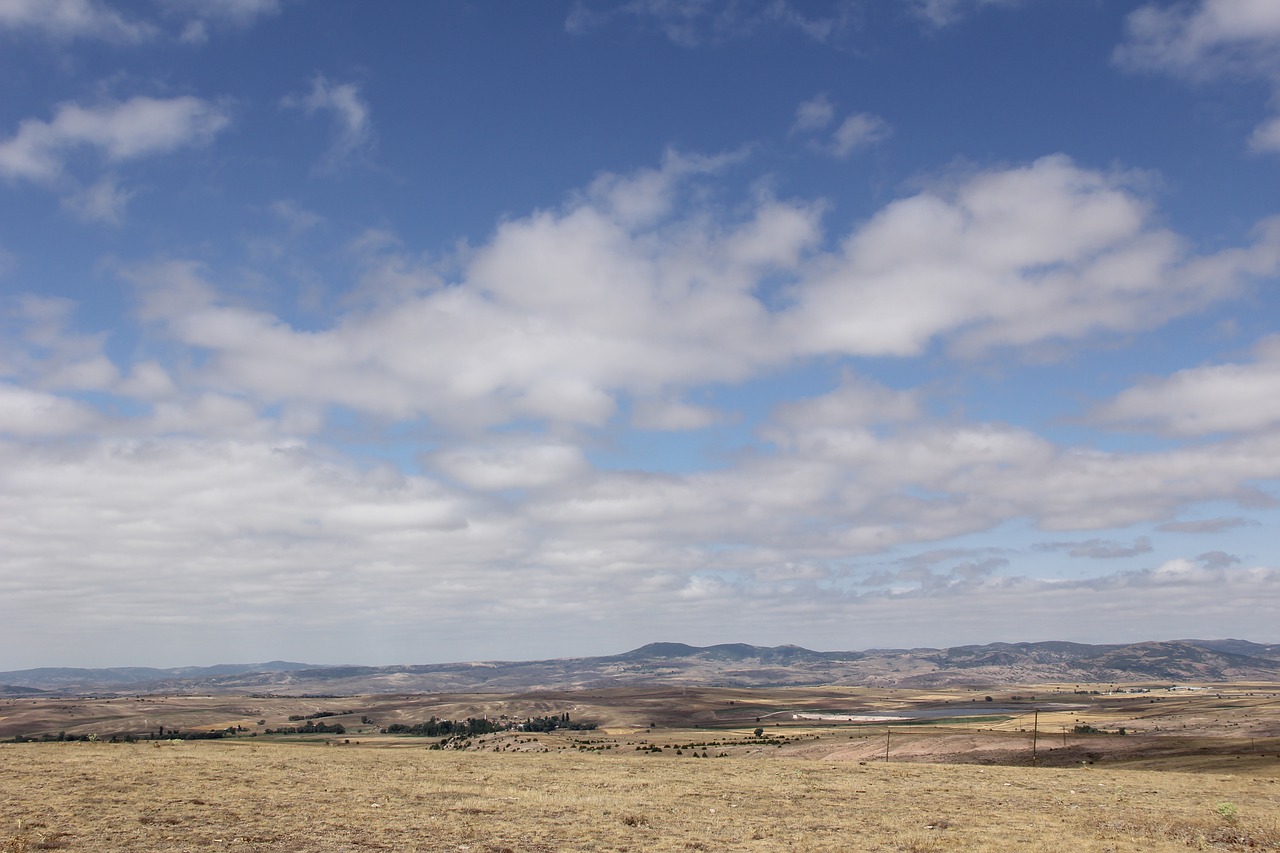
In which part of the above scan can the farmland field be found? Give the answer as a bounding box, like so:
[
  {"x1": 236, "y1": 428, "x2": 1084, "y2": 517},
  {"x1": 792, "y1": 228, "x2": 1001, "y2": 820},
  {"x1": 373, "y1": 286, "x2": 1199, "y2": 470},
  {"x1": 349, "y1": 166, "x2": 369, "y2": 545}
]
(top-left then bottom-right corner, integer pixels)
[{"x1": 2, "y1": 683, "x2": 1279, "y2": 851}]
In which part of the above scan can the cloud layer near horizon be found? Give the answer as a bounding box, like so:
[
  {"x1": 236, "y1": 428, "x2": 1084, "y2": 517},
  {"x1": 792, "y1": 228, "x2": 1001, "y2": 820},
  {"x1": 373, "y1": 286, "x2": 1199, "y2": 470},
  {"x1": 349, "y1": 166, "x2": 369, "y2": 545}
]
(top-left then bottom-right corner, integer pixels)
[
  {"x1": 1, "y1": 0, "x2": 1279, "y2": 667},
  {"x1": 4, "y1": 150, "x2": 1280, "y2": 664}
]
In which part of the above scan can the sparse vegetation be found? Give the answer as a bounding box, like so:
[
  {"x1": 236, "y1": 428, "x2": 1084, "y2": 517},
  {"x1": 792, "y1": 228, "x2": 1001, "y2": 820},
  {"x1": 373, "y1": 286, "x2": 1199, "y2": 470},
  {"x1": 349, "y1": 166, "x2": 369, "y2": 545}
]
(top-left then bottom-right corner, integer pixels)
[
  {"x1": 262, "y1": 721, "x2": 345, "y2": 735},
  {"x1": 2, "y1": 681, "x2": 1279, "y2": 849},
  {"x1": 2, "y1": 740, "x2": 1278, "y2": 852}
]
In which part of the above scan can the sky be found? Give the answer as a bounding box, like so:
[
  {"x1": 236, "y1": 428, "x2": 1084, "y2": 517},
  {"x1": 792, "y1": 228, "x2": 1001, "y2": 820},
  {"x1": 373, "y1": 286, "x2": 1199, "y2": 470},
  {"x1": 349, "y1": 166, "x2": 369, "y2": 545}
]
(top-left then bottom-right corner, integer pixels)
[{"x1": 2, "y1": 0, "x2": 1279, "y2": 670}]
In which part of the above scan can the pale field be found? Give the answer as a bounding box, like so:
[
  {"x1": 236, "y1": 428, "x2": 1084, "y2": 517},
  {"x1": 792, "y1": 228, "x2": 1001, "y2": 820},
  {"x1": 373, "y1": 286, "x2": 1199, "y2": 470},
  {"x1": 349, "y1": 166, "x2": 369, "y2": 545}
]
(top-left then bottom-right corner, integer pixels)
[{"x1": 3, "y1": 739, "x2": 1279, "y2": 853}]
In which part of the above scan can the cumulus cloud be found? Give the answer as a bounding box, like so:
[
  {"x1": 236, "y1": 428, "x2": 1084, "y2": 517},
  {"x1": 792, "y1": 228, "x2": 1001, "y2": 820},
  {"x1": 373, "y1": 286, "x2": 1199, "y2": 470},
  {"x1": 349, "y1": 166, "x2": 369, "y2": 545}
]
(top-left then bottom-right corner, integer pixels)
[
  {"x1": 791, "y1": 94, "x2": 835, "y2": 134},
  {"x1": 1196, "y1": 550, "x2": 1240, "y2": 569},
  {"x1": 1157, "y1": 516, "x2": 1257, "y2": 533},
  {"x1": 785, "y1": 156, "x2": 1280, "y2": 358},
  {"x1": 61, "y1": 173, "x2": 134, "y2": 224},
  {"x1": 0, "y1": 383, "x2": 99, "y2": 435},
  {"x1": 1116, "y1": 0, "x2": 1280, "y2": 152},
  {"x1": 166, "y1": 0, "x2": 283, "y2": 25},
  {"x1": 1093, "y1": 334, "x2": 1280, "y2": 435},
  {"x1": 830, "y1": 113, "x2": 891, "y2": 157},
  {"x1": 1, "y1": 295, "x2": 120, "y2": 392},
  {"x1": 0, "y1": 0, "x2": 155, "y2": 42},
  {"x1": 907, "y1": 0, "x2": 1025, "y2": 29},
  {"x1": 117, "y1": 154, "x2": 825, "y2": 429},
  {"x1": 4, "y1": 143, "x2": 1280, "y2": 663},
  {"x1": 73, "y1": 151, "x2": 1280, "y2": 559},
  {"x1": 765, "y1": 375, "x2": 920, "y2": 443},
  {"x1": 0, "y1": 95, "x2": 230, "y2": 182},
  {"x1": 1115, "y1": 0, "x2": 1280, "y2": 79},
  {"x1": 1249, "y1": 116, "x2": 1280, "y2": 153},
  {"x1": 431, "y1": 441, "x2": 591, "y2": 491},
  {"x1": 1034, "y1": 536, "x2": 1153, "y2": 559},
  {"x1": 790, "y1": 96, "x2": 889, "y2": 157},
  {"x1": 115, "y1": 360, "x2": 177, "y2": 400},
  {"x1": 848, "y1": 559, "x2": 1280, "y2": 646},
  {"x1": 565, "y1": 0, "x2": 856, "y2": 46},
  {"x1": 6, "y1": 422, "x2": 1276, "y2": 662},
  {"x1": 0, "y1": 437, "x2": 489, "y2": 655},
  {"x1": 631, "y1": 398, "x2": 722, "y2": 431},
  {"x1": 582, "y1": 147, "x2": 744, "y2": 227},
  {"x1": 107, "y1": 151, "x2": 1280, "y2": 440},
  {"x1": 863, "y1": 556, "x2": 1009, "y2": 594},
  {"x1": 270, "y1": 199, "x2": 323, "y2": 234},
  {"x1": 749, "y1": 374, "x2": 1280, "y2": 543},
  {"x1": 0, "y1": 0, "x2": 286, "y2": 44},
  {"x1": 281, "y1": 75, "x2": 372, "y2": 171},
  {"x1": 3, "y1": 374, "x2": 1279, "y2": 661},
  {"x1": 0, "y1": 95, "x2": 229, "y2": 220}
]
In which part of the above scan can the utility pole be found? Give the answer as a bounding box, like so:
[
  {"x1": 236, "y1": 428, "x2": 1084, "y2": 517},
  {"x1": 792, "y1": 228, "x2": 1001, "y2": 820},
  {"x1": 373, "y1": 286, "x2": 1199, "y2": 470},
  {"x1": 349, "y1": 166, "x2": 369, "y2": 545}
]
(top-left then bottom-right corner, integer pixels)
[
  {"x1": 1030, "y1": 709, "x2": 1039, "y2": 766},
  {"x1": 884, "y1": 727, "x2": 890, "y2": 762}
]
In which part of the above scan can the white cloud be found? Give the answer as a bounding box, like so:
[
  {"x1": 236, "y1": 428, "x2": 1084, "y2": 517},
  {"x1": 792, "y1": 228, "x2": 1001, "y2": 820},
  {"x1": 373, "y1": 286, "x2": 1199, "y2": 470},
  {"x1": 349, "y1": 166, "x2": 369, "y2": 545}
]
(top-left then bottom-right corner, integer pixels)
[
  {"x1": 791, "y1": 94, "x2": 835, "y2": 134},
  {"x1": 631, "y1": 398, "x2": 722, "y2": 431},
  {"x1": 789, "y1": 96, "x2": 889, "y2": 158},
  {"x1": 0, "y1": 95, "x2": 230, "y2": 184},
  {"x1": 281, "y1": 75, "x2": 372, "y2": 171},
  {"x1": 785, "y1": 156, "x2": 1280, "y2": 357},
  {"x1": 1093, "y1": 334, "x2": 1280, "y2": 435},
  {"x1": 1034, "y1": 536, "x2": 1153, "y2": 559},
  {"x1": 115, "y1": 360, "x2": 177, "y2": 400},
  {"x1": 4, "y1": 414, "x2": 1278, "y2": 663},
  {"x1": 0, "y1": 0, "x2": 155, "y2": 42},
  {"x1": 1, "y1": 294, "x2": 120, "y2": 392},
  {"x1": 840, "y1": 560, "x2": 1280, "y2": 647},
  {"x1": 147, "y1": 393, "x2": 273, "y2": 439},
  {"x1": 1157, "y1": 516, "x2": 1257, "y2": 533},
  {"x1": 1249, "y1": 116, "x2": 1280, "y2": 153},
  {"x1": 118, "y1": 155, "x2": 822, "y2": 429},
  {"x1": 583, "y1": 147, "x2": 743, "y2": 227},
  {"x1": 93, "y1": 153, "x2": 1280, "y2": 446},
  {"x1": 1197, "y1": 549, "x2": 1240, "y2": 569},
  {"x1": 0, "y1": 0, "x2": 284, "y2": 44},
  {"x1": 767, "y1": 374, "x2": 920, "y2": 439},
  {"x1": 3, "y1": 148, "x2": 1278, "y2": 664},
  {"x1": 161, "y1": 0, "x2": 282, "y2": 27},
  {"x1": 270, "y1": 199, "x2": 323, "y2": 233},
  {"x1": 431, "y1": 441, "x2": 591, "y2": 491},
  {"x1": 0, "y1": 384, "x2": 98, "y2": 435},
  {"x1": 1115, "y1": 0, "x2": 1280, "y2": 80},
  {"x1": 830, "y1": 112, "x2": 891, "y2": 157},
  {"x1": 907, "y1": 0, "x2": 1024, "y2": 29},
  {"x1": 565, "y1": 0, "x2": 856, "y2": 46},
  {"x1": 746, "y1": 374, "x2": 1280, "y2": 541},
  {"x1": 61, "y1": 173, "x2": 134, "y2": 224},
  {"x1": 1116, "y1": 0, "x2": 1280, "y2": 153}
]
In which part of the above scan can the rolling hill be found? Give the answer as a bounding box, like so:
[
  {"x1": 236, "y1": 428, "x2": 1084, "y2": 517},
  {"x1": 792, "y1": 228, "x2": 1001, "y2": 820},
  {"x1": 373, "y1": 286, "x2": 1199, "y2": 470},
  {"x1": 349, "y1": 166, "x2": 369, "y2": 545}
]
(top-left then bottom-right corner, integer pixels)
[{"x1": 3, "y1": 639, "x2": 1279, "y2": 695}]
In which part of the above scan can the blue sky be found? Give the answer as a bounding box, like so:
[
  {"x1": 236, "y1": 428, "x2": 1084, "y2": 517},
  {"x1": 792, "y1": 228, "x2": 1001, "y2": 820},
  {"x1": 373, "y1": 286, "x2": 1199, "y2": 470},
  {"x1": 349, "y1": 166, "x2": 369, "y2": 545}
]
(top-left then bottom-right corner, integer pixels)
[{"x1": 2, "y1": 0, "x2": 1280, "y2": 669}]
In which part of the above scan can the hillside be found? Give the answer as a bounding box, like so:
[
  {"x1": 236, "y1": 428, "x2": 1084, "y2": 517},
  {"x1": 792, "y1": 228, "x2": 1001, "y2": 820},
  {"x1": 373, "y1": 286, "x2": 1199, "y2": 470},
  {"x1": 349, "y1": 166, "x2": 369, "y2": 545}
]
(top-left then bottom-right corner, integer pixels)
[{"x1": 3, "y1": 639, "x2": 1279, "y2": 696}]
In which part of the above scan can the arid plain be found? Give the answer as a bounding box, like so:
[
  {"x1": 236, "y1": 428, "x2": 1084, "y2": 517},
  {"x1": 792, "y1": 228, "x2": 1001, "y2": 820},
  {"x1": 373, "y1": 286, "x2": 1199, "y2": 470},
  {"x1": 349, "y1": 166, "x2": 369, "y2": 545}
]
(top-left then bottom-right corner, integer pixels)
[{"x1": 3, "y1": 683, "x2": 1279, "y2": 851}]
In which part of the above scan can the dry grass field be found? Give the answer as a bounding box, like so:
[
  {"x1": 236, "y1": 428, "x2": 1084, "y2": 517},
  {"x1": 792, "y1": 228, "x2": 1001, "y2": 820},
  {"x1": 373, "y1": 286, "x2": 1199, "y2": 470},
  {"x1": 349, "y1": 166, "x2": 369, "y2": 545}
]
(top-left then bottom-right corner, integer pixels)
[
  {"x1": 3, "y1": 739, "x2": 1280, "y2": 852},
  {"x1": 3, "y1": 683, "x2": 1279, "y2": 851}
]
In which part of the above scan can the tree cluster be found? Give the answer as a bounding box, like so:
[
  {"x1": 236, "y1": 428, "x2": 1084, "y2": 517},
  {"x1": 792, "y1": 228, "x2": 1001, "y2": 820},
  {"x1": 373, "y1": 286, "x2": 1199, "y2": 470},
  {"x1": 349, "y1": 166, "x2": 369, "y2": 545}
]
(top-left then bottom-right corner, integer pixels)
[{"x1": 264, "y1": 720, "x2": 346, "y2": 735}]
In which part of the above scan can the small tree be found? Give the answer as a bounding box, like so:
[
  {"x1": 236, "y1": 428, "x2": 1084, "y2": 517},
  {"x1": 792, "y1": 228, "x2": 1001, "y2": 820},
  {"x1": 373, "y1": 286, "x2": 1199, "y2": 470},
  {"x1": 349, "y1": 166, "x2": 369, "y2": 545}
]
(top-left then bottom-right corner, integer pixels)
[{"x1": 754, "y1": 727, "x2": 764, "y2": 738}]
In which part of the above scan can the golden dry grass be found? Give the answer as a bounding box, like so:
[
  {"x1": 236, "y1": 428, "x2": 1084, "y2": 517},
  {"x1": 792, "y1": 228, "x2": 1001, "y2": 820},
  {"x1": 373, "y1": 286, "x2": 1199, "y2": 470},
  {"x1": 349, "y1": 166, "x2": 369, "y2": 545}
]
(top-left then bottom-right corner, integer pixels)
[{"x1": 3, "y1": 739, "x2": 1279, "y2": 852}]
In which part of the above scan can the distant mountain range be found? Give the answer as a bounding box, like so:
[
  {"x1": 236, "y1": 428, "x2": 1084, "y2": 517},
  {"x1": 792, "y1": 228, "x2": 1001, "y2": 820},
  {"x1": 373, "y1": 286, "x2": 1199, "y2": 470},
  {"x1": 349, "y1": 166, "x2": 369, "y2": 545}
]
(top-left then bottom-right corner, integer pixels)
[{"x1": 4, "y1": 639, "x2": 1279, "y2": 696}]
